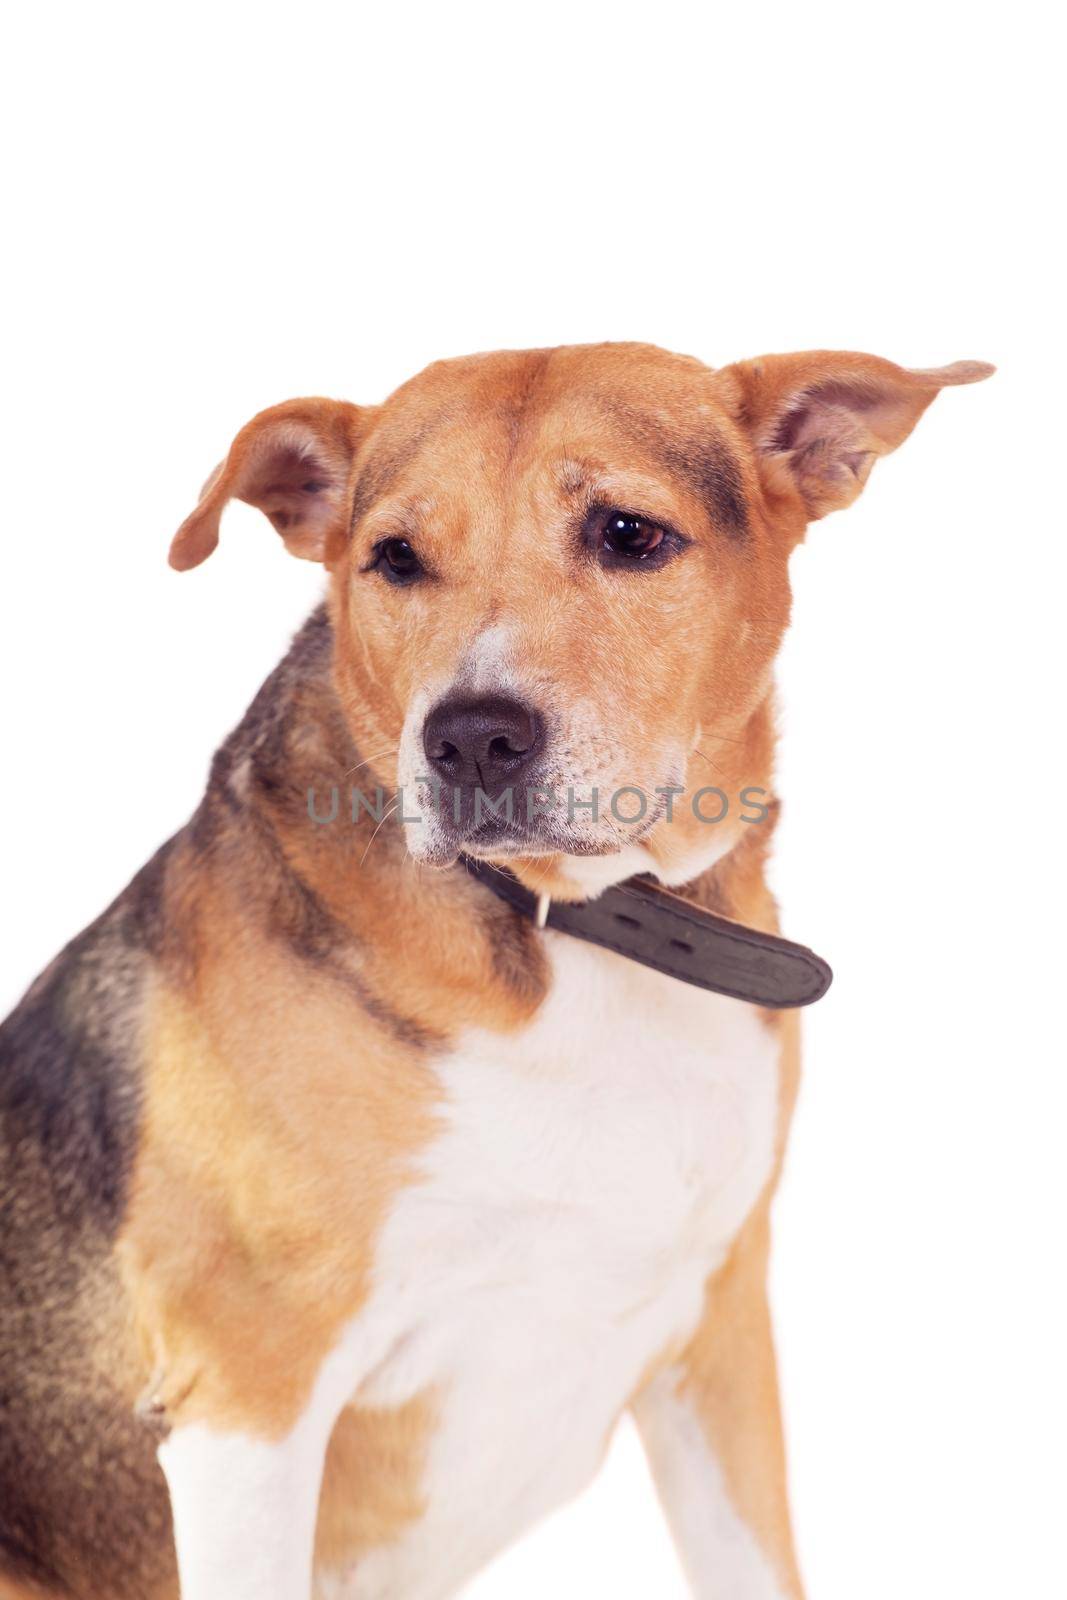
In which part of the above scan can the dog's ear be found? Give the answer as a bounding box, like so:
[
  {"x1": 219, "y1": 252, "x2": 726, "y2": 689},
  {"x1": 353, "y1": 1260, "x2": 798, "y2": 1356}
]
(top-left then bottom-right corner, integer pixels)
[
  {"x1": 169, "y1": 398, "x2": 369, "y2": 570},
  {"x1": 718, "y1": 352, "x2": 993, "y2": 524}
]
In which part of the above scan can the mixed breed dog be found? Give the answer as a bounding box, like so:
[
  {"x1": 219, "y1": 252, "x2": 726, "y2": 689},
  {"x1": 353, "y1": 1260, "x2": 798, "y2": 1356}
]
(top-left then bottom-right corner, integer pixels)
[{"x1": 0, "y1": 342, "x2": 992, "y2": 1599}]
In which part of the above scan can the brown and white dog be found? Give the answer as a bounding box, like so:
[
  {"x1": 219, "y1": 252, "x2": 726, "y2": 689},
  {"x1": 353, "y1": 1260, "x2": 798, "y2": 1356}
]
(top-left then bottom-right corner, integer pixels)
[{"x1": 0, "y1": 343, "x2": 991, "y2": 1600}]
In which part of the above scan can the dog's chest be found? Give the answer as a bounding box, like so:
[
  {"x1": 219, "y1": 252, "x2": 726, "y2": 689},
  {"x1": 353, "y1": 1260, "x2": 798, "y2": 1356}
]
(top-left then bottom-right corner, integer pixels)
[{"x1": 324, "y1": 937, "x2": 781, "y2": 1598}]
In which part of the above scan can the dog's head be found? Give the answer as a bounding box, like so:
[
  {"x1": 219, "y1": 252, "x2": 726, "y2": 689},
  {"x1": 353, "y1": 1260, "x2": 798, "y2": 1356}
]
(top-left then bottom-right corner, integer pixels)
[{"x1": 171, "y1": 344, "x2": 991, "y2": 893}]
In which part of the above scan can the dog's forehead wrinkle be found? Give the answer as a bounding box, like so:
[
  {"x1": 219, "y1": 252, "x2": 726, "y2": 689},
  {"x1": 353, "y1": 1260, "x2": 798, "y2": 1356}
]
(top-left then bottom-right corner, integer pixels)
[{"x1": 497, "y1": 349, "x2": 554, "y2": 461}]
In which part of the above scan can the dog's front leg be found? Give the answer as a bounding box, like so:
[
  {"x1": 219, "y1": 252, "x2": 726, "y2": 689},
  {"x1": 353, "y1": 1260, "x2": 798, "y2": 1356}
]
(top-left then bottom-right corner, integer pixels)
[
  {"x1": 631, "y1": 1206, "x2": 805, "y2": 1600},
  {"x1": 159, "y1": 1411, "x2": 330, "y2": 1600}
]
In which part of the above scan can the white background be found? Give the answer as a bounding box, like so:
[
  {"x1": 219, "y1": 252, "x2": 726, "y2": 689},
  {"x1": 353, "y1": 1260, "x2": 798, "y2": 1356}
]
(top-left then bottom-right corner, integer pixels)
[{"x1": 2, "y1": 5, "x2": 1063, "y2": 1597}]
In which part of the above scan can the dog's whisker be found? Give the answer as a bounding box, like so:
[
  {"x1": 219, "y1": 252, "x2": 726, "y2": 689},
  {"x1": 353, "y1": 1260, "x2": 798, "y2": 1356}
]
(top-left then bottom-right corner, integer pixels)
[
  {"x1": 342, "y1": 747, "x2": 400, "y2": 779},
  {"x1": 359, "y1": 799, "x2": 400, "y2": 868}
]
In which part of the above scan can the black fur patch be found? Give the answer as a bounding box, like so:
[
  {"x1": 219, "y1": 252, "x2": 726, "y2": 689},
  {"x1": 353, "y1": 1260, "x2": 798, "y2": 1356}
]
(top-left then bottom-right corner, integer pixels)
[
  {"x1": 607, "y1": 402, "x2": 749, "y2": 536},
  {"x1": 1, "y1": 916, "x2": 144, "y2": 1243},
  {"x1": 0, "y1": 887, "x2": 175, "y2": 1595}
]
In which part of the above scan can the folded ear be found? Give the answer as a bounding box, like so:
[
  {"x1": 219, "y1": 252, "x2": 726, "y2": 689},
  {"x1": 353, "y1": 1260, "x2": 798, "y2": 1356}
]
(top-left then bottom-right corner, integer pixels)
[
  {"x1": 718, "y1": 351, "x2": 994, "y2": 523},
  {"x1": 169, "y1": 398, "x2": 368, "y2": 570}
]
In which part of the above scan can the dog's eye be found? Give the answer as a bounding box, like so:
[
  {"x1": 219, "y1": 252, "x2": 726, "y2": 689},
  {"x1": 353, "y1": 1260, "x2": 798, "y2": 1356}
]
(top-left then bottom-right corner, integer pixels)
[
  {"x1": 602, "y1": 512, "x2": 665, "y2": 559},
  {"x1": 586, "y1": 506, "x2": 681, "y2": 569},
  {"x1": 585, "y1": 506, "x2": 688, "y2": 572},
  {"x1": 373, "y1": 537, "x2": 423, "y2": 585}
]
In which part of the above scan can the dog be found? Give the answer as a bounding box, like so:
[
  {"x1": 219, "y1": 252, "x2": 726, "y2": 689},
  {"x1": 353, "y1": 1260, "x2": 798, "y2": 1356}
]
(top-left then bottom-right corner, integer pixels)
[{"x1": 0, "y1": 343, "x2": 991, "y2": 1600}]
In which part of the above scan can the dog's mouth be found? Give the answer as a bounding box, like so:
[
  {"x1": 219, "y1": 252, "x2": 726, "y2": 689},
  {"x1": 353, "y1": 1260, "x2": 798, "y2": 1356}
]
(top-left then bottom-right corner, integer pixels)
[
  {"x1": 463, "y1": 819, "x2": 626, "y2": 861},
  {"x1": 461, "y1": 819, "x2": 558, "y2": 861},
  {"x1": 411, "y1": 781, "x2": 666, "y2": 866}
]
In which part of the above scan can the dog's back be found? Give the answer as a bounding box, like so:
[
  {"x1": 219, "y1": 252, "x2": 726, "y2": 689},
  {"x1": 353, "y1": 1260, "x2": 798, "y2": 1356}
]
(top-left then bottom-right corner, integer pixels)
[{"x1": 0, "y1": 860, "x2": 175, "y2": 1598}]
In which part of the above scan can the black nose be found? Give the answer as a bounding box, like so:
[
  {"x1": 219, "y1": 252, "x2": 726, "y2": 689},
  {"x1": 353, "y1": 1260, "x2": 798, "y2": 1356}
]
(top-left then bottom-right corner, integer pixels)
[{"x1": 422, "y1": 694, "x2": 544, "y2": 793}]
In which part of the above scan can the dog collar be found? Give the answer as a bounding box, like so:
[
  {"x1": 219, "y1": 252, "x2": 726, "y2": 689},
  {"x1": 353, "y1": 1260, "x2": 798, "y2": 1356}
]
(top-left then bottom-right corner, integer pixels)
[{"x1": 461, "y1": 855, "x2": 832, "y2": 1009}]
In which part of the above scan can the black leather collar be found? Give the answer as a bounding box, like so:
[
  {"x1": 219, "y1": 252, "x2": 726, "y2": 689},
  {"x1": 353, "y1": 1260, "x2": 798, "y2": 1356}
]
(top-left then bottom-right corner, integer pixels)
[{"x1": 461, "y1": 855, "x2": 832, "y2": 1009}]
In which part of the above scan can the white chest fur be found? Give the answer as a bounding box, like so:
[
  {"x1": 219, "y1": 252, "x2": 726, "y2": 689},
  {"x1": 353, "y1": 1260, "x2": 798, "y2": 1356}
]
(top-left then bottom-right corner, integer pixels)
[{"x1": 323, "y1": 936, "x2": 782, "y2": 1600}]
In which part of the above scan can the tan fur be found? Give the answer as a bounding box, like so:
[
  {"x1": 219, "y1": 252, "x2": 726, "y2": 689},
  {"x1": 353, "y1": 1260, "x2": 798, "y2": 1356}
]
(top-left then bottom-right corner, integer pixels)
[{"x1": 314, "y1": 1396, "x2": 435, "y2": 1571}]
